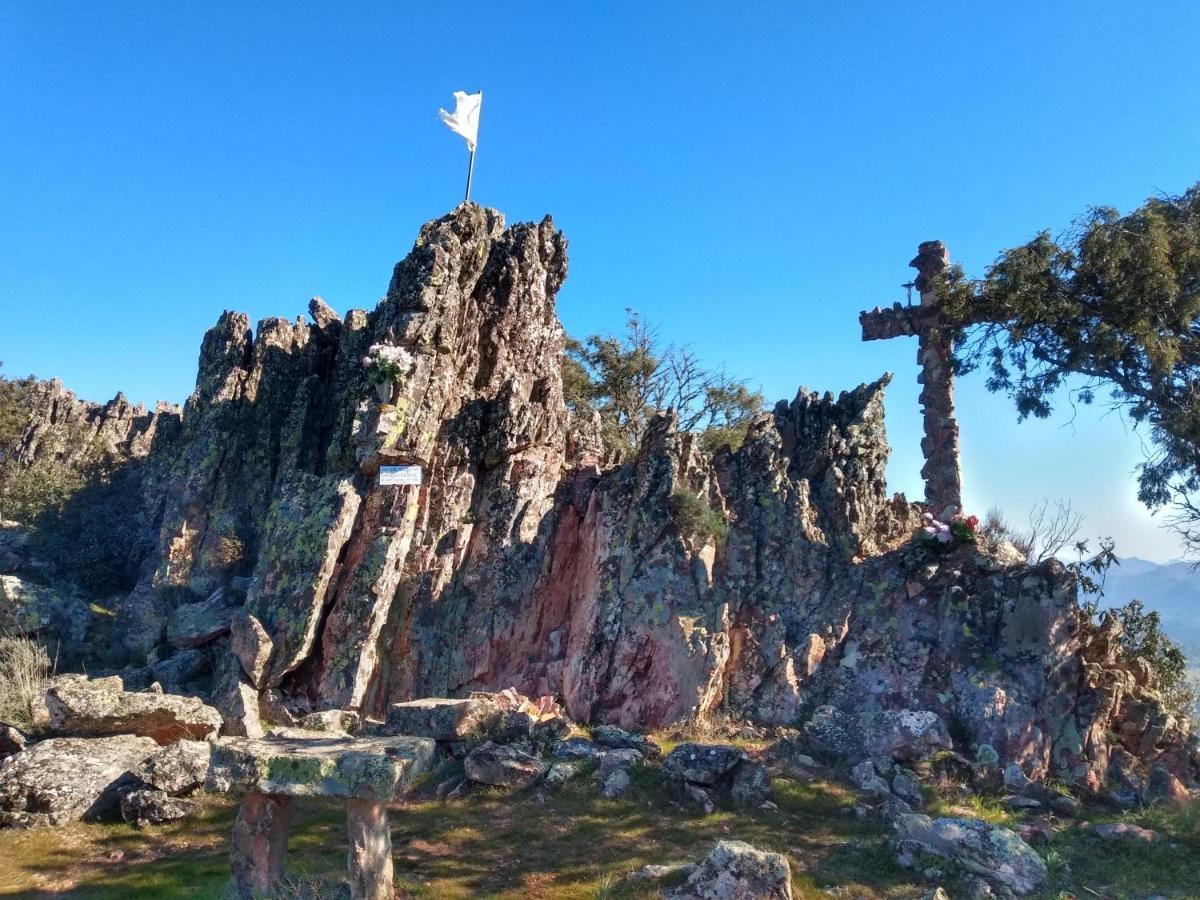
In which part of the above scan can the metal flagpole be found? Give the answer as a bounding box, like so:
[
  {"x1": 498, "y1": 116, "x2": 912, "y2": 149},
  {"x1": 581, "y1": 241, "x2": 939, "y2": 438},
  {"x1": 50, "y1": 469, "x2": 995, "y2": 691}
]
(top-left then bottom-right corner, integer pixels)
[{"x1": 464, "y1": 147, "x2": 476, "y2": 203}]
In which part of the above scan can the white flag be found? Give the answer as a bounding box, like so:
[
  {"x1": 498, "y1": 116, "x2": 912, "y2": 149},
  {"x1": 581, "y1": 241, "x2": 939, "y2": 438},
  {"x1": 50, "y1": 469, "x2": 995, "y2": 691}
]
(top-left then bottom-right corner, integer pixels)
[{"x1": 438, "y1": 91, "x2": 482, "y2": 151}]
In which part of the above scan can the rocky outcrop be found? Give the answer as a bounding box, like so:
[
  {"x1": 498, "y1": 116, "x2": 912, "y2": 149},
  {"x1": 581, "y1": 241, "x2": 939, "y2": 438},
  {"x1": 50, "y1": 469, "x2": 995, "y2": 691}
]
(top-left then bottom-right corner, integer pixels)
[{"x1": 3, "y1": 202, "x2": 1195, "y2": 797}]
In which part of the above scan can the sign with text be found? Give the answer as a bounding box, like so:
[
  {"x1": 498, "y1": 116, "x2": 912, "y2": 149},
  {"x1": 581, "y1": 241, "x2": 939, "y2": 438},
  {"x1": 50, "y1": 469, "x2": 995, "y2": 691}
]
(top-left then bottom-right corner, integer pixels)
[{"x1": 379, "y1": 465, "x2": 422, "y2": 487}]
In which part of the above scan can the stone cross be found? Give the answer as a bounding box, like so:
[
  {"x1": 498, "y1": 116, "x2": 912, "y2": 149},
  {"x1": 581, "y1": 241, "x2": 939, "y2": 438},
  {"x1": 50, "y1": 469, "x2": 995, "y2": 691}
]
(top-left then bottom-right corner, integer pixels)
[{"x1": 859, "y1": 241, "x2": 962, "y2": 517}]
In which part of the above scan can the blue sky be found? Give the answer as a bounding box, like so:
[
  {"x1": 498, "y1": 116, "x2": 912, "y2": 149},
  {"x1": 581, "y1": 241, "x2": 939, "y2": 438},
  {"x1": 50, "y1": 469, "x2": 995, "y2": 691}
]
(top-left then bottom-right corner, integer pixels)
[{"x1": 2, "y1": 2, "x2": 1198, "y2": 560}]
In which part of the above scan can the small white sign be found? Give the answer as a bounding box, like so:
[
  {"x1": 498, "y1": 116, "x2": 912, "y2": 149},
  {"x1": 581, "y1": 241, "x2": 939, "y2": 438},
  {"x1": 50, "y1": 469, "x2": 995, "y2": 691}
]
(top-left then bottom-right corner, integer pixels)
[{"x1": 380, "y1": 465, "x2": 422, "y2": 487}]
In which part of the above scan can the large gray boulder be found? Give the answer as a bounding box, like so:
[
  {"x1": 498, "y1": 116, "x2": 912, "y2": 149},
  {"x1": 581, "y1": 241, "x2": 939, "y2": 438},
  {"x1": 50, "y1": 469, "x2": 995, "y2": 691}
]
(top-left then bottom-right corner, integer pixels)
[
  {"x1": 135, "y1": 739, "x2": 211, "y2": 794},
  {"x1": 165, "y1": 590, "x2": 233, "y2": 649},
  {"x1": 45, "y1": 674, "x2": 222, "y2": 743},
  {"x1": 891, "y1": 814, "x2": 1047, "y2": 896},
  {"x1": 120, "y1": 789, "x2": 198, "y2": 827},
  {"x1": 385, "y1": 697, "x2": 501, "y2": 740},
  {"x1": 671, "y1": 840, "x2": 793, "y2": 899},
  {"x1": 463, "y1": 740, "x2": 548, "y2": 789},
  {"x1": 662, "y1": 743, "x2": 747, "y2": 785},
  {"x1": 0, "y1": 734, "x2": 159, "y2": 827}
]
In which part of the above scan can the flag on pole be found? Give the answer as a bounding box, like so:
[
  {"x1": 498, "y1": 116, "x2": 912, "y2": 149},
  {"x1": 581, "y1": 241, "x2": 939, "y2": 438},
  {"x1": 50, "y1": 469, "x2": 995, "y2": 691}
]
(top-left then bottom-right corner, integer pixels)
[{"x1": 438, "y1": 91, "x2": 482, "y2": 151}]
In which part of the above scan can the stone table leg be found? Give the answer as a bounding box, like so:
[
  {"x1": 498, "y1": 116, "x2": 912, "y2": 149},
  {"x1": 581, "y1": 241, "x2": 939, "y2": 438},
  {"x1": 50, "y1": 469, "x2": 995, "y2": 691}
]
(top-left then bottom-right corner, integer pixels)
[
  {"x1": 346, "y1": 798, "x2": 393, "y2": 900},
  {"x1": 230, "y1": 791, "x2": 293, "y2": 898}
]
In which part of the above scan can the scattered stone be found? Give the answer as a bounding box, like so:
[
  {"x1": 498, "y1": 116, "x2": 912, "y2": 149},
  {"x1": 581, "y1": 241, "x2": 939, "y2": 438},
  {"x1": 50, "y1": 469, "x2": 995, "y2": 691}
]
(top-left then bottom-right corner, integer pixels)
[
  {"x1": 662, "y1": 743, "x2": 746, "y2": 785},
  {"x1": 531, "y1": 716, "x2": 572, "y2": 745},
  {"x1": 301, "y1": 709, "x2": 360, "y2": 734},
  {"x1": 120, "y1": 789, "x2": 198, "y2": 826},
  {"x1": 1016, "y1": 817, "x2": 1053, "y2": 848},
  {"x1": 463, "y1": 740, "x2": 548, "y2": 789},
  {"x1": 230, "y1": 611, "x2": 273, "y2": 688},
  {"x1": 682, "y1": 784, "x2": 715, "y2": 815},
  {"x1": 625, "y1": 862, "x2": 694, "y2": 881},
  {"x1": 45, "y1": 674, "x2": 222, "y2": 744},
  {"x1": 729, "y1": 760, "x2": 773, "y2": 808},
  {"x1": 136, "y1": 739, "x2": 211, "y2": 795},
  {"x1": 0, "y1": 734, "x2": 159, "y2": 827},
  {"x1": 552, "y1": 737, "x2": 605, "y2": 760},
  {"x1": 1144, "y1": 765, "x2": 1190, "y2": 807},
  {"x1": 384, "y1": 697, "x2": 501, "y2": 741},
  {"x1": 591, "y1": 723, "x2": 662, "y2": 758},
  {"x1": 165, "y1": 589, "x2": 233, "y2": 649},
  {"x1": 851, "y1": 759, "x2": 890, "y2": 796},
  {"x1": 891, "y1": 814, "x2": 1047, "y2": 895},
  {"x1": 601, "y1": 768, "x2": 632, "y2": 798},
  {"x1": 1002, "y1": 795, "x2": 1042, "y2": 811},
  {"x1": 543, "y1": 761, "x2": 579, "y2": 789},
  {"x1": 671, "y1": 840, "x2": 793, "y2": 899},
  {"x1": 891, "y1": 770, "x2": 924, "y2": 809},
  {"x1": 1003, "y1": 762, "x2": 1032, "y2": 792},
  {"x1": 1093, "y1": 822, "x2": 1160, "y2": 844},
  {"x1": 594, "y1": 748, "x2": 643, "y2": 776}
]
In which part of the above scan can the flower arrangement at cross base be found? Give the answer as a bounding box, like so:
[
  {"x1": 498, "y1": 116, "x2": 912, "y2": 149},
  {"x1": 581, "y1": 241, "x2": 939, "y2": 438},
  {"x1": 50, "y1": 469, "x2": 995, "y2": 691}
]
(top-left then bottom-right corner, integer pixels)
[
  {"x1": 921, "y1": 510, "x2": 979, "y2": 547},
  {"x1": 362, "y1": 343, "x2": 415, "y2": 403}
]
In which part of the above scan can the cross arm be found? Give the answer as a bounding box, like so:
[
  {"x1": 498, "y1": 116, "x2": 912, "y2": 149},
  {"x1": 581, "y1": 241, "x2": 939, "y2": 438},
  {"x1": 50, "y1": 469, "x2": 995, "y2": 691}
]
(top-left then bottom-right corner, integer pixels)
[{"x1": 860, "y1": 302, "x2": 934, "y2": 341}]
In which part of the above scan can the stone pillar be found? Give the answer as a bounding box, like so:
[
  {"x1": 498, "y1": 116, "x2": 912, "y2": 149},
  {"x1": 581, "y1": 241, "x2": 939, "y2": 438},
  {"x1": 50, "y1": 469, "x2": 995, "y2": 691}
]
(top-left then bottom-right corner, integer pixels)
[
  {"x1": 230, "y1": 792, "x2": 293, "y2": 898},
  {"x1": 346, "y1": 799, "x2": 394, "y2": 900},
  {"x1": 911, "y1": 241, "x2": 963, "y2": 517}
]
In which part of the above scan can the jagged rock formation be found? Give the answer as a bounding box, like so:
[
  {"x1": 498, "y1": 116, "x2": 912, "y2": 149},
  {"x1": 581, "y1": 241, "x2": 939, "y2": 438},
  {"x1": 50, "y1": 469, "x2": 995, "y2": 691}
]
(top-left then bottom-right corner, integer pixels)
[{"x1": 2, "y1": 204, "x2": 1196, "y2": 796}]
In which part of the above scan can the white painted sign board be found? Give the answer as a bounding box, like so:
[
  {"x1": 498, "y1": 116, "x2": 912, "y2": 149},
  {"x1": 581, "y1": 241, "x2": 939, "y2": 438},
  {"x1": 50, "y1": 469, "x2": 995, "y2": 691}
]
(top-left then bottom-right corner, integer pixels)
[{"x1": 379, "y1": 465, "x2": 422, "y2": 486}]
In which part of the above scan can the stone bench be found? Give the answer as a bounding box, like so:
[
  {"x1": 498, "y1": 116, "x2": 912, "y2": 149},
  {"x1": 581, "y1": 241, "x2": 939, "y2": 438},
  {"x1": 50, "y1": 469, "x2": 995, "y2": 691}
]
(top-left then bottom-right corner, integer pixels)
[{"x1": 207, "y1": 732, "x2": 436, "y2": 899}]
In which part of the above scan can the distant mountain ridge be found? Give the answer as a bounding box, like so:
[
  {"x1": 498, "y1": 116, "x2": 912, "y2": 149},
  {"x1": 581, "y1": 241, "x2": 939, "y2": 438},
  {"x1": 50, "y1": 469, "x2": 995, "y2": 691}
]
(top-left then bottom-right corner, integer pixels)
[{"x1": 1098, "y1": 557, "x2": 1200, "y2": 655}]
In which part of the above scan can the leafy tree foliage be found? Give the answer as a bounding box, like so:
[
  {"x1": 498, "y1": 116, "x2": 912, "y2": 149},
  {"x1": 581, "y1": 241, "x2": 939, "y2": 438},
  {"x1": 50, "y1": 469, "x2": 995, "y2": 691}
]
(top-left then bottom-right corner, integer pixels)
[
  {"x1": 938, "y1": 184, "x2": 1200, "y2": 550},
  {"x1": 564, "y1": 310, "x2": 764, "y2": 457}
]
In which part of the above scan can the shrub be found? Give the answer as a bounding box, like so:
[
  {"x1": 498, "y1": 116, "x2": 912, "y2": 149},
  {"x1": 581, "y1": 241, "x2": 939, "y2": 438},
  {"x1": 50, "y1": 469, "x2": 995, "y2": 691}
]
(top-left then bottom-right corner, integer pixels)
[
  {"x1": 668, "y1": 489, "x2": 728, "y2": 544},
  {"x1": 1107, "y1": 599, "x2": 1198, "y2": 718},
  {"x1": 0, "y1": 633, "x2": 51, "y2": 730}
]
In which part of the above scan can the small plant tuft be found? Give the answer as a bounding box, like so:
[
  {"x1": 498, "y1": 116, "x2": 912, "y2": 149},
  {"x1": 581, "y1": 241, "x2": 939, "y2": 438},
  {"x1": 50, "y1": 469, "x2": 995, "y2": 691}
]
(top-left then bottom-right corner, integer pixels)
[
  {"x1": 668, "y1": 490, "x2": 728, "y2": 544},
  {"x1": 0, "y1": 633, "x2": 51, "y2": 730}
]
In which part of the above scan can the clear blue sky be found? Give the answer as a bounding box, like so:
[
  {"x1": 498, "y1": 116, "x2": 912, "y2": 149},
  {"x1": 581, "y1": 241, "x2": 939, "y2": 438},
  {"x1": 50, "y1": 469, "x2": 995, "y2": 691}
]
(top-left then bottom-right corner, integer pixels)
[{"x1": 2, "y1": 2, "x2": 1198, "y2": 560}]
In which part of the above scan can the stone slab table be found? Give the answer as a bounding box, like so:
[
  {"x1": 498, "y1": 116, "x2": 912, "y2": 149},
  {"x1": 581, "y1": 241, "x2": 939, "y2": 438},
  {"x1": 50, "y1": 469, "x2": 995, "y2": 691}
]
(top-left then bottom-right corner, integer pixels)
[{"x1": 207, "y1": 732, "x2": 436, "y2": 900}]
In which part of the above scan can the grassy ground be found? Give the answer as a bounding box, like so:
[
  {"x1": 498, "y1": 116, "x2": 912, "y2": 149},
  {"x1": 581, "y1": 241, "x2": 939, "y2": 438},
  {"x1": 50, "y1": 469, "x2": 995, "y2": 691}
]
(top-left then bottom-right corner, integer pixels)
[{"x1": 0, "y1": 765, "x2": 1197, "y2": 899}]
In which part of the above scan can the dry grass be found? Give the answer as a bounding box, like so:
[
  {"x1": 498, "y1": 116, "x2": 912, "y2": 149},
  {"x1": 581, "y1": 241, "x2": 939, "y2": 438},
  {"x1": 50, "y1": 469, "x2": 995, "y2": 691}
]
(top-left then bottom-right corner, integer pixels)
[{"x1": 0, "y1": 632, "x2": 50, "y2": 730}]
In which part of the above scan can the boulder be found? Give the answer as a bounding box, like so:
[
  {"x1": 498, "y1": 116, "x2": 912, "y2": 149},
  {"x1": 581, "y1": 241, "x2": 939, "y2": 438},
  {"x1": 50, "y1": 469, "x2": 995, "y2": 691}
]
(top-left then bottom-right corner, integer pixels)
[
  {"x1": 230, "y1": 611, "x2": 273, "y2": 688},
  {"x1": 601, "y1": 768, "x2": 632, "y2": 798},
  {"x1": 671, "y1": 840, "x2": 793, "y2": 899},
  {"x1": 45, "y1": 675, "x2": 222, "y2": 744},
  {"x1": 0, "y1": 723, "x2": 29, "y2": 760},
  {"x1": 165, "y1": 590, "x2": 233, "y2": 649},
  {"x1": 591, "y1": 723, "x2": 662, "y2": 758},
  {"x1": 1143, "y1": 765, "x2": 1190, "y2": 807},
  {"x1": 0, "y1": 734, "x2": 159, "y2": 827},
  {"x1": 891, "y1": 814, "x2": 1047, "y2": 896},
  {"x1": 552, "y1": 737, "x2": 606, "y2": 760},
  {"x1": 120, "y1": 789, "x2": 198, "y2": 826},
  {"x1": 463, "y1": 740, "x2": 548, "y2": 789},
  {"x1": 135, "y1": 739, "x2": 211, "y2": 795},
  {"x1": 211, "y1": 650, "x2": 263, "y2": 738},
  {"x1": 662, "y1": 743, "x2": 747, "y2": 785},
  {"x1": 891, "y1": 770, "x2": 924, "y2": 809},
  {"x1": 385, "y1": 697, "x2": 502, "y2": 741},
  {"x1": 729, "y1": 760, "x2": 773, "y2": 808}
]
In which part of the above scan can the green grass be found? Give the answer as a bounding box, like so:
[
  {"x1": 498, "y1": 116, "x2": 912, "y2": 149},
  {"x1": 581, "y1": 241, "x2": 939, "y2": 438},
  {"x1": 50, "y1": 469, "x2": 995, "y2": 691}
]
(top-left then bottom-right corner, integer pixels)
[{"x1": 1, "y1": 777, "x2": 1197, "y2": 899}]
